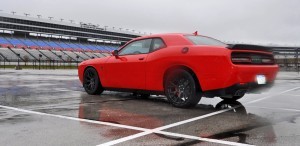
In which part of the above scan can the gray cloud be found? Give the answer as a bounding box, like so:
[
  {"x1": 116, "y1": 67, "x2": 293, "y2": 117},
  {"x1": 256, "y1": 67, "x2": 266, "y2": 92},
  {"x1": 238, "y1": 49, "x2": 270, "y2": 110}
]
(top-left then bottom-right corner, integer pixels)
[{"x1": 1, "y1": 0, "x2": 300, "y2": 45}]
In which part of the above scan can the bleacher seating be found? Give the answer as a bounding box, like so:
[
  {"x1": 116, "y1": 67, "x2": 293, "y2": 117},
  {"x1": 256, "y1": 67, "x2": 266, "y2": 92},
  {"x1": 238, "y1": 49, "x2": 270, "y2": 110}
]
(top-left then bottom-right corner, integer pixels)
[
  {"x1": 0, "y1": 36, "x2": 121, "y2": 62},
  {"x1": 85, "y1": 52, "x2": 101, "y2": 58},
  {"x1": 27, "y1": 49, "x2": 44, "y2": 60},
  {"x1": 5, "y1": 37, "x2": 27, "y2": 48},
  {"x1": 0, "y1": 48, "x2": 19, "y2": 60},
  {"x1": 43, "y1": 41, "x2": 62, "y2": 50},
  {"x1": 62, "y1": 51, "x2": 83, "y2": 61},
  {"x1": 19, "y1": 38, "x2": 39, "y2": 49},
  {"x1": 39, "y1": 50, "x2": 60, "y2": 60},
  {"x1": 31, "y1": 40, "x2": 52, "y2": 49},
  {"x1": 72, "y1": 52, "x2": 90, "y2": 60},
  {"x1": 12, "y1": 48, "x2": 36, "y2": 60},
  {"x1": 0, "y1": 36, "x2": 13, "y2": 48}
]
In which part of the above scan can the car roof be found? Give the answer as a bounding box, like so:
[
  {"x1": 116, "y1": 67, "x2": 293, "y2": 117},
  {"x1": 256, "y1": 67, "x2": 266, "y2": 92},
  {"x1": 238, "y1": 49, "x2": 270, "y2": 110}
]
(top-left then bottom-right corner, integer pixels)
[
  {"x1": 136, "y1": 33, "x2": 187, "y2": 39},
  {"x1": 121, "y1": 33, "x2": 220, "y2": 48}
]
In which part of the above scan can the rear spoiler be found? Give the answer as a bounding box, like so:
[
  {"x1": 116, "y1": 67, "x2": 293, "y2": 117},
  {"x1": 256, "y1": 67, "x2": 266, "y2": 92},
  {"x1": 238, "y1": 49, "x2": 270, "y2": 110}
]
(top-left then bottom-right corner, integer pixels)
[{"x1": 226, "y1": 44, "x2": 273, "y2": 52}]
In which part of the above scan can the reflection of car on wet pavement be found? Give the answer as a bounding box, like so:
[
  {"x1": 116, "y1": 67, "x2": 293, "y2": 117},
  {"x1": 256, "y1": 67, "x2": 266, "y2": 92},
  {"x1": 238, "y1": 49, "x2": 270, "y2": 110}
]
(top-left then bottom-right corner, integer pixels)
[
  {"x1": 78, "y1": 94, "x2": 276, "y2": 144},
  {"x1": 78, "y1": 33, "x2": 279, "y2": 108}
]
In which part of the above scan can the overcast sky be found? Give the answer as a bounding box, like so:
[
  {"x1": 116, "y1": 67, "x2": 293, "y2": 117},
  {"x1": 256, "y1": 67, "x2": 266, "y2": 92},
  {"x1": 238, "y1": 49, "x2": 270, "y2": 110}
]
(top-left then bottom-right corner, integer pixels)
[{"x1": 1, "y1": 0, "x2": 300, "y2": 45}]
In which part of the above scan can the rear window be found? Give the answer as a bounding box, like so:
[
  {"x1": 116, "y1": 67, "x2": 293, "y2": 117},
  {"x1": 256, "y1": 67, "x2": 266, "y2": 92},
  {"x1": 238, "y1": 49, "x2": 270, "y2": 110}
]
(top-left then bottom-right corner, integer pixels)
[{"x1": 185, "y1": 36, "x2": 227, "y2": 47}]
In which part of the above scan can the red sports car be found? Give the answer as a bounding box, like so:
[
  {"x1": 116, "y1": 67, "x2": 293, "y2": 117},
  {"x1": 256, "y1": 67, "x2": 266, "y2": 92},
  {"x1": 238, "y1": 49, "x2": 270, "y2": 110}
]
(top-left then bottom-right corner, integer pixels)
[{"x1": 78, "y1": 33, "x2": 278, "y2": 108}]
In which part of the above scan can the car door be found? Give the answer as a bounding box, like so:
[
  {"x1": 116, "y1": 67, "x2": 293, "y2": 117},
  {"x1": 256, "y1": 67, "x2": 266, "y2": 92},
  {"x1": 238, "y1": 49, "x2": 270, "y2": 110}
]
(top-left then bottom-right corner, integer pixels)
[{"x1": 105, "y1": 39, "x2": 152, "y2": 89}]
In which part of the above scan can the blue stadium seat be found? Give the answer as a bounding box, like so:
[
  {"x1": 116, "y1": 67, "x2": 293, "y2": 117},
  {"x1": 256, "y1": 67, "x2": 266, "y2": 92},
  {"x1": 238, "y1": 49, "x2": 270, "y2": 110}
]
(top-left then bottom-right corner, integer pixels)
[
  {"x1": 87, "y1": 45, "x2": 98, "y2": 50},
  {"x1": 0, "y1": 36, "x2": 13, "y2": 48},
  {"x1": 19, "y1": 38, "x2": 40, "y2": 49},
  {"x1": 43, "y1": 41, "x2": 62, "y2": 50},
  {"x1": 95, "y1": 45, "x2": 110, "y2": 52},
  {"x1": 31, "y1": 40, "x2": 51, "y2": 48},
  {"x1": 102, "y1": 45, "x2": 114, "y2": 51},
  {"x1": 55, "y1": 41, "x2": 71, "y2": 49},
  {"x1": 63, "y1": 42, "x2": 77, "y2": 49},
  {"x1": 0, "y1": 36, "x2": 11, "y2": 44},
  {"x1": 5, "y1": 37, "x2": 26, "y2": 48},
  {"x1": 77, "y1": 43, "x2": 90, "y2": 50}
]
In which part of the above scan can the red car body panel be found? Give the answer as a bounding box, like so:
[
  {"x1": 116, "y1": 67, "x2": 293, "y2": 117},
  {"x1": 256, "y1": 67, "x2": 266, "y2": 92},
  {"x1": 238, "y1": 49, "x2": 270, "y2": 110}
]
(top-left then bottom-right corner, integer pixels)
[{"x1": 78, "y1": 33, "x2": 278, "y2": 94}]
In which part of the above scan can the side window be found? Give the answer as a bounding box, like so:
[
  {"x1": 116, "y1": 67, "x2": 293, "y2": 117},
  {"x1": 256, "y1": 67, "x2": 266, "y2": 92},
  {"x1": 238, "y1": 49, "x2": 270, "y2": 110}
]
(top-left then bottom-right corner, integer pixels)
[
  {"x1": 119, "y1": 39, "x2": 152, "y2": 55},
  {"x1": 152, "y1": 38, "x2": 166, "y2": 51}
]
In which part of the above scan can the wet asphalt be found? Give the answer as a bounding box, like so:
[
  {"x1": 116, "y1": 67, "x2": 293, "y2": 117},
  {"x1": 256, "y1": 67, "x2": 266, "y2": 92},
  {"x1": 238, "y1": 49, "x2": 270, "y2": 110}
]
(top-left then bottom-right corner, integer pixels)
[{"x1": 0, "y1": 70, "x2": 300, "y2": 146}]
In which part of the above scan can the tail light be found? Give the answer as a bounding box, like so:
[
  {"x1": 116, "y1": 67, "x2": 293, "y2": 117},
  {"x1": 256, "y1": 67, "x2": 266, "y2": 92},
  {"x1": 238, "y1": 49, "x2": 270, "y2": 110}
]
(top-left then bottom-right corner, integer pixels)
[
  {"x1": 231, "y1": 52, "x2": 275, "y2": 65},
  {"x1": 231, "y1": 57, "x2": 251, "y2": 63}
]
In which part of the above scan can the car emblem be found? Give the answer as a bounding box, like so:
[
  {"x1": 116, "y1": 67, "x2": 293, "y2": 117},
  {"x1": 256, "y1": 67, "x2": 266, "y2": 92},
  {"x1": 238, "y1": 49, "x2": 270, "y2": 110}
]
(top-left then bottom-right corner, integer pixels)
[{"x1": 251, "y1": 56, "x2": 262, "y2": 63}]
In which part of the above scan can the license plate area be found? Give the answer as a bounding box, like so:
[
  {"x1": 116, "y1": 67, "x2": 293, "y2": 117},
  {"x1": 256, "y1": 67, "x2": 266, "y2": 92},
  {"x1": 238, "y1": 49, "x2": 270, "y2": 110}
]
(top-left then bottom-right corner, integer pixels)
[{"x1": 256, "y1": 75, "x2": 266, "y2": 85}]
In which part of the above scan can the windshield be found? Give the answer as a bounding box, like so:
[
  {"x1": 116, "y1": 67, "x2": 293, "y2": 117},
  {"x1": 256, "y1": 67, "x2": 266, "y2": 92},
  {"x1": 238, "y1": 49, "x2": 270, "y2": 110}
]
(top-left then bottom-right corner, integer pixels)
[{"x1": 185, "y1": 35, "x2": 228, "y2": 47}]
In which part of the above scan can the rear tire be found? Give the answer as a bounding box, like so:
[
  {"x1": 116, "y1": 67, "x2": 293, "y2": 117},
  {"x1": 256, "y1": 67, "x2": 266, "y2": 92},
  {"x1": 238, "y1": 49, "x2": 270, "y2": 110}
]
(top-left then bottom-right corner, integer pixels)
[
  {"x1": 164, "y1": 69, "x2": 202, "y2": 108},
  {"x1": 83, "y1": 67, "x2": 104, "y2": 95}
]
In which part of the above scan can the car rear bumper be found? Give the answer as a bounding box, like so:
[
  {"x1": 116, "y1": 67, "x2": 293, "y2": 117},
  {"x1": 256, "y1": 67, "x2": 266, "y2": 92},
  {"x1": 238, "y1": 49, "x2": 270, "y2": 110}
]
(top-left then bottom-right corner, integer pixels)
[
  {"x1": 199, "y1": 64, "x2": 279, "y2": 92},
  {"x1": 231, "y1": 64, "x2": 279, "y2": 84},
  {"x1": 203, "y1": 82, "x2": 274, "y2": 98},
  {"x1": 203, "y1": 63, "x2": 278, "y2": 97}
]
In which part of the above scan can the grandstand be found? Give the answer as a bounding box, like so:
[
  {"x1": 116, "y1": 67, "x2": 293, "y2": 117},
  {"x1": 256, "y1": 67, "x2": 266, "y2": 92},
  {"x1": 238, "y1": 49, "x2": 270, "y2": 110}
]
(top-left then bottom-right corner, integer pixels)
[{"x1": 0, "y1": 12, "x2": 140, "y2": 67}]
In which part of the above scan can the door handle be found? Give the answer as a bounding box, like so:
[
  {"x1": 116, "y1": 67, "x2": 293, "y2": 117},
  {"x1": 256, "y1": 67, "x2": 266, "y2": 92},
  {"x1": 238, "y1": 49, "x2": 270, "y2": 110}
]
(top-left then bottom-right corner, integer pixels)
[{"x1": 138, "y1": 57, "x2": 144, "y2": 60}]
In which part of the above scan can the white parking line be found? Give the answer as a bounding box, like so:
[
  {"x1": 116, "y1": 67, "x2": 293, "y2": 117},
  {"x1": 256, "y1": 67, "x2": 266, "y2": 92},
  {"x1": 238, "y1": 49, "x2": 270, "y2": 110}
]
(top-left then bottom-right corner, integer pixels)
[
  {"x1": 98, "y1": 86, "x2": 300, "y2": 146},
  {"x1": 0, "y1": 105, "x2": 148, "y2": 132},
  {"x1": 285, "y1": 94, "x2": 300, "y2": 97}
]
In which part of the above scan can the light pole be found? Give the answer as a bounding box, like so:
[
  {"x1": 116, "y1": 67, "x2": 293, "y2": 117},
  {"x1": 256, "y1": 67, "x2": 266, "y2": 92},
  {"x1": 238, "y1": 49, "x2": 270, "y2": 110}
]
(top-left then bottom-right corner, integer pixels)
[
  {"x1": 58, "y1": 55, "x2": 62, "y2": 69},
  {"x1": 60, "y1": 19, "x2": 64, "y2": 22},
  {"x1": 76, "y1": 55, "x2": 79, "y2": 68},
  {"x1": 11, "y1": 11, "x2": 16, "y2": 15},
  {"x1": 39, "y1": 54, "x2": 42, "y2": 70},
  {"x1": 104, "y1": 26, "x2": 108, "y2": 31},
  {"x1": 296, "y1": 48, "x2": 299, "y2": 74},
  {"x1": 24, "y1": 13, "x2": 30, "y2": 17},
  {"x1": 37, "y1": 15, "x2": 42, "y2": 18},
  {"x1": 16, "y1": 53, "x2": 21, "y2": 70}
]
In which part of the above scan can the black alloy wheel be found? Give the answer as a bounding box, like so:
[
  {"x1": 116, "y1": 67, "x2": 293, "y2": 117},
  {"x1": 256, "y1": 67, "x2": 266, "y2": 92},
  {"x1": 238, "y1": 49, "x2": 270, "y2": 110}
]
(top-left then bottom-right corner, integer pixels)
[
  {"x1": 165, "y1": 69, "x2": 202, "y2": 108},
  {"x1": 83, "y1": 67, "x2": 104, "y2": 95}
]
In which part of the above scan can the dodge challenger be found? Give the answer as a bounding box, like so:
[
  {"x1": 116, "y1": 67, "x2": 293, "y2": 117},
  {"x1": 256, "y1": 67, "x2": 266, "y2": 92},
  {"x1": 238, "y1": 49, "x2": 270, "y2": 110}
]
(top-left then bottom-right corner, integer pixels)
[{"x1": 78, "y1": 33, "x2": 279, "y2": 108}]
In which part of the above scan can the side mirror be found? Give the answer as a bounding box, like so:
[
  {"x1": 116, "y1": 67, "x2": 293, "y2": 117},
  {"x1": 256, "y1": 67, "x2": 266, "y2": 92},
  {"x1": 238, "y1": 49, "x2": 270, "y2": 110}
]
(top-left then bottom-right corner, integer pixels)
[{"x1": 112, "y1": 50, "x2": 119, "y2": 57}]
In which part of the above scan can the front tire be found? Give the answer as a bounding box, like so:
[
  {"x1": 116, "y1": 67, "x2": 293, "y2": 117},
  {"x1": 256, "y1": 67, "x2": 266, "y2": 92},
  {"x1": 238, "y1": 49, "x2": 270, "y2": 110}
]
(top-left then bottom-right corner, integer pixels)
[
  {"x1": 164, "y1": 69, "x2": 202, "y2": 108},
  {"x1": 83, "y1": 67, "x2": 104, "y2": 95}
]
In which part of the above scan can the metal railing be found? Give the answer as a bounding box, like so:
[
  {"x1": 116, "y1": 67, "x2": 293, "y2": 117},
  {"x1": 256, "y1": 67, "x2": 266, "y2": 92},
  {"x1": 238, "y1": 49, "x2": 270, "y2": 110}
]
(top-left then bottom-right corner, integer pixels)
[{"x1": 0, "y1": 58, "x2": 81, "y2": 70}]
